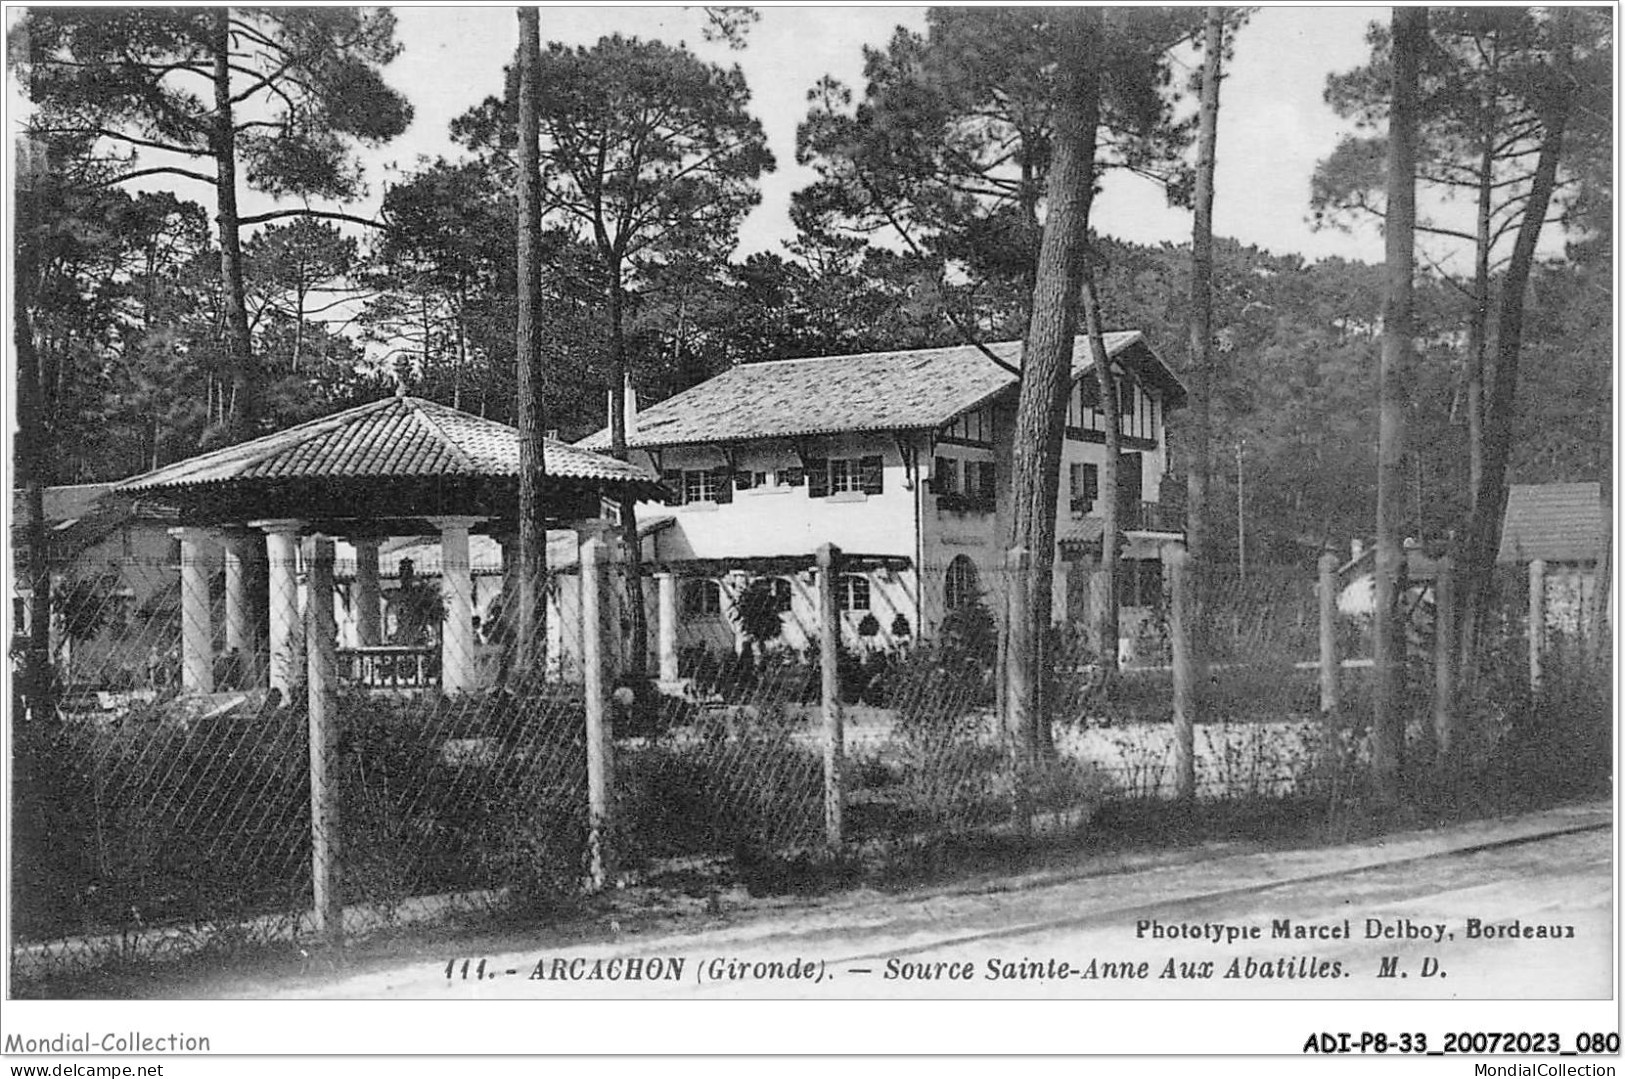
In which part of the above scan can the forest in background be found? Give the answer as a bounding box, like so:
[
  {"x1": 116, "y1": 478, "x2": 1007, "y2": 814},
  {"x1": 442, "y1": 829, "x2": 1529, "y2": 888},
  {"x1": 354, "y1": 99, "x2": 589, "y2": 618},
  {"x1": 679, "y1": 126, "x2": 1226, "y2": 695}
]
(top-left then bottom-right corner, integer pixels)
[{"x1": 12, "y1": 7, "x2": 1612, "y2": 567}]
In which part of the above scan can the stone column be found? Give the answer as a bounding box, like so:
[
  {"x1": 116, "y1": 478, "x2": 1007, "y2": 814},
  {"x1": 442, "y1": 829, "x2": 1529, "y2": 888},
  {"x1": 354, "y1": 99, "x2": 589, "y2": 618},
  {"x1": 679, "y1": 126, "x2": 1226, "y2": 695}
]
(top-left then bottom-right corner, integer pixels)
[
  {"x1": 351, "y1": 537, "x2": 383, "y2": 647},
  {"x1": 252, "y1": 519, "x2": 304, "y2": 698},
  {"x1": 494, "y1": 531, "x2": 519, "y2": 650},
  {"x1": 655, "y1": 572, "x2": 679, "y2": 684},
  {"x1": 220, "y1": 527, "x2": 256, "y2": 660},
  {"x1": 1051, "y1": 558, "x2": 1072, "y2": 626},
  {"x1": 171, "y1": 527, "x2": 215, "y2": 693},
  {"x1": 433, "y1": 516, "x2": 484, "y2": 694},
  {"x1": 727, "y1": 569, "x2": 749, "y2": 657}
]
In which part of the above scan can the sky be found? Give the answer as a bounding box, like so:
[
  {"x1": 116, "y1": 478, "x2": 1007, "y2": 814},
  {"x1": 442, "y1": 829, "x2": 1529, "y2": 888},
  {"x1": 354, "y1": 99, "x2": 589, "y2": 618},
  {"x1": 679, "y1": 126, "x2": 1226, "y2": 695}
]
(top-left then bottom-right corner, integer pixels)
[{"x1": 318, "y1": 4, "x2": 1394, "y2": 266}]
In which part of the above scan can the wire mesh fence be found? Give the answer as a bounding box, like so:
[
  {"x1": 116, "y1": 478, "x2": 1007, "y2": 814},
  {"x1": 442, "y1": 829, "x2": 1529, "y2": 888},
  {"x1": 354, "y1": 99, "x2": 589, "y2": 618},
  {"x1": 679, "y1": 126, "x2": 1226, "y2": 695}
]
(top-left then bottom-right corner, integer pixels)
[{"x1": 9, "y1": 537, "x2": 1610, "y2": 988}]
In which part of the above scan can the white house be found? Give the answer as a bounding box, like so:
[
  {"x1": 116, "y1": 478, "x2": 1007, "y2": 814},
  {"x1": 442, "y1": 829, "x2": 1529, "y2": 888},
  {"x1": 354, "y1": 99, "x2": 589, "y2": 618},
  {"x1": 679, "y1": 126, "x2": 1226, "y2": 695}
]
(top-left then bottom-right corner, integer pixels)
[{"x1": 577, "y1": 333, "x2": 1186, "y2": 664}]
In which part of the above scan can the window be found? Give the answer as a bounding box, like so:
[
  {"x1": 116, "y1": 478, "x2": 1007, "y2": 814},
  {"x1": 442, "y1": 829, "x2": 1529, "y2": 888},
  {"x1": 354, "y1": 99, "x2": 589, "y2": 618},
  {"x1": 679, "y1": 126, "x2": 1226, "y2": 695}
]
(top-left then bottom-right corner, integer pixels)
[
  {"x1": 829, "y1": 457, "x2": 855, "y2": 493},
  {"x1": 684, "y1": 470, "x2": 718, "y2": 503},
  {"x1": 1080, "y1": 373, "x2": 1101, "y2": 409},
  {"x1": 937, "y1": 456, "x2": 995, "y2": 511},
  {"x1": 807, "y1": 456, "x2": 883, "y2": 498},
  {"x1": 945, "y1": 556, "x2": 979, "y2": 611},
  {"x1": 683, "y1": 579, "x2": 723, "y2": 616},
  {"x1": 971, "y1": 461, "x2": 997, "y2": 504},
  {"x1": 664, "y1": 467, "x2": 733, "y2": 505},
  {"x1": 1070, "y1": 462, "x2": 1099, "y2": 514},
  {"x1": 771, "y1": 577, "x2": 794, "y2": 613},
  {"x1": 836, "y1": 574, "x2": 870, "y2": 612},
  {"x1": 1117, "y1": 378, "x2": 1135, "y2": 417}
]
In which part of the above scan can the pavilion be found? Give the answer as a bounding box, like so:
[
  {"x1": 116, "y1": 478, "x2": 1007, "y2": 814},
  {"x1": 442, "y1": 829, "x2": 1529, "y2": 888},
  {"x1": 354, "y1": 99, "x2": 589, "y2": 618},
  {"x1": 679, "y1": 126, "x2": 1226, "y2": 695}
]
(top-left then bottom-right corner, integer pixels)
[{"x1": 115, "y1": 389, "x2": 665, "y2": 695}]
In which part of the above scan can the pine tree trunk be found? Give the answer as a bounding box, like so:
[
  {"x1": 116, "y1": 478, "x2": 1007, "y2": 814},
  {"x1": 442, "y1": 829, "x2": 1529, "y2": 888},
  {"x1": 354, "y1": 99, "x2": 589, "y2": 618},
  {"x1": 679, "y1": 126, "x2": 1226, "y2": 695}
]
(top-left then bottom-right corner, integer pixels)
[
  {"x1": 15, "y1": 241, "x2": 55, "y2": 721},
  {"x1": 515, "y1": 6, "x2": 550, "y2": 678},
  {"x1": 212, "y1": 7, "x2": 256, "y2": 439},
  {"x1": 1466, "y1": 113, "x2": 1495, "y2": 507},
  {"x1": 1184, "y1": 6, "x2": 1224, "y2": 711},
  {"x1": 1006, "y1": 7, "x2": 1102, "y2": 752},
  {"x1": 1085, "y1": 272, "x2": 1120, "y2": 679},
  {"x1": 1186, "y1": 8, "x2": 1222, "y2": 572},
  {"x1": 1373, "y1": 5, "x2": 1427, "y2": 804},
  {"x1": 607, "y1": 265, "x2": 649, "y2": 678},
  {"x1": 1458, "y1": 17, "x2": 1573, "y2": 672}
]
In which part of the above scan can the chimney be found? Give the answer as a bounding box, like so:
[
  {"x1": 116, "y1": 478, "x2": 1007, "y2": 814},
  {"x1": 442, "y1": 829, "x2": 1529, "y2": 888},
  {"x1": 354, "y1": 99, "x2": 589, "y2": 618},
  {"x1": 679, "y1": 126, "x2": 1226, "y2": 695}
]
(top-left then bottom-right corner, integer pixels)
[
  {"x1": 624, "y1": 371, "x2": 637, "y2": 442},
  {"x1": 607, "y1": 374, "x2": 638, "y2": 442}
]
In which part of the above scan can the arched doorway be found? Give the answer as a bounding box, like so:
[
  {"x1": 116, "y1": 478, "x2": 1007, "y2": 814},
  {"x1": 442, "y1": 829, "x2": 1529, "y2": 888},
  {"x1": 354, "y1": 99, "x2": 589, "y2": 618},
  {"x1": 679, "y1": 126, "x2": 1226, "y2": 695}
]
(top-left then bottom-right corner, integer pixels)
[{"x1": 944, "y1": 555, "x2": 979, "y2": 611}]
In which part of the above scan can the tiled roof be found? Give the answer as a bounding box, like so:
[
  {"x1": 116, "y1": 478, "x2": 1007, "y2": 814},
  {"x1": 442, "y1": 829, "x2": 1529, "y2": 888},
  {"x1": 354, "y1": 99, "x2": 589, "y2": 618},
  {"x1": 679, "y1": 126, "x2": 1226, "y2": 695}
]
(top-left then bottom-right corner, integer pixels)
[
  {"x1": 116, "y1": 393, "x2": 658, "y2": 494},
  {"x1": 1498, "y1": 482, "x2": 1609, "y2": 564},
  {"x1": 10, "y1": 483, "x2": 176, "y2": 559},
  {"x1": 578, "y1": 332, "x2": 1178, "y2": 450},
  {"x1": 11, "y1": 483, "x2": 115, "y2": 524}
]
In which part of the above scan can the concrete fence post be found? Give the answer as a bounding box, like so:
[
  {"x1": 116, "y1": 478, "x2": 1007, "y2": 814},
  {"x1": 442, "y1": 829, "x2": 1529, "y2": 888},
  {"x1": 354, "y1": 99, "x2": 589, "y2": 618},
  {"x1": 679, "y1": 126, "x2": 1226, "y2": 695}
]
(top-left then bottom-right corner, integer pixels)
[
  {"x1": 1528, "y1": 558, "x2": 1547, "y2": 694},
  {"x1": 655, "y1": 571, "x2": 679, "y2": 684},
  {"x1": 580, "y1": 535, "x2": 613, "y2": 889},
  {"x1": 1004, "y1": 546, "x2": 1034, "y2": 753},
  {"x1": 1433, "y1": 555, "x2": 1456, "y2": 761},
  {"x1": 1164, "y1": 543, "x2": 1195, "y2": 802},
  {"x1": 816, "y1": 543, "x2": 844, "y2": 850},
  {"x1": 1584, "y1": 536, "x2": 1611, "y2": 664},
  {"x1": 304, "y1": 535, "x2": 342, "y2": 951},
  {"x1": 1003, "y1": 546, "x2": 1035, "y2": 831},
  {"x1": 1317, "y1": 551, "x2": 1340, "y2": 716}
]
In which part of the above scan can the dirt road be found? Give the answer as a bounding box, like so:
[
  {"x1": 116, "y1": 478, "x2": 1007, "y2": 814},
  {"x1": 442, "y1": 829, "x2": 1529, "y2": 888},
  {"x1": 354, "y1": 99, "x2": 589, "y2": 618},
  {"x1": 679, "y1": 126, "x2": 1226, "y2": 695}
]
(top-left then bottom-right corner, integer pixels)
[{"x1": 264, "y1": 800, "x2": 1611, "y2": 1001}]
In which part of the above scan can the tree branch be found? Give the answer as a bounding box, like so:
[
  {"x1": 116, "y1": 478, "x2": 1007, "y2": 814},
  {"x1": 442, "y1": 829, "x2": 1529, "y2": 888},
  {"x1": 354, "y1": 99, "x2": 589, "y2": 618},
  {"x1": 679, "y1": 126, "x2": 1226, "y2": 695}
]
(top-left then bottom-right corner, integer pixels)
[
  {"x1": 101, "y1": 165, "x2": 217, "y2": 187},
  {"x1": 237, "y1": 208, "x2": 385, "y2": 229}
]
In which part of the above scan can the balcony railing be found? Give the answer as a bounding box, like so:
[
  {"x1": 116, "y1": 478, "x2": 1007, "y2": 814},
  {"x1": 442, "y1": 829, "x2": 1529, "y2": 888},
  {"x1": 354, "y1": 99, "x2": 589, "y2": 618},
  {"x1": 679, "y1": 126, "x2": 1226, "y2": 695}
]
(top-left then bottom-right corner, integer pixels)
[
  {"x1": 339, "y1": 645, "x2": 438, "y2": 689},
  {"x1": 1122, "y1": 500, "x2": 1185, "y2": 534}
]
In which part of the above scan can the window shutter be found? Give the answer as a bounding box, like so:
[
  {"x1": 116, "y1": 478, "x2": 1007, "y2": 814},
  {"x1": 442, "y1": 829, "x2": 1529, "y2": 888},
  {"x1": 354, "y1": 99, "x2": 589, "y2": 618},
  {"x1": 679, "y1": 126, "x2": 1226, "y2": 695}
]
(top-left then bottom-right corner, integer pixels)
[
  {"x1": 931, "y1": 456, "x2": 950, "y2": 495},
  {"x1": 806, "y1": 459, "x2": 828, "y2": 498},
  {"x1": 977, "y1": 461, "x2": 997, "y2": 504},
  {"x1": 859, "y1": 455, "x2": 884, "y2": 495},
  {"x1": 711, "y1": 467, "x2": 733, "y2": 504},
  {"x1": 662, "y1": 469, "x2": 684, "y2": 505}
]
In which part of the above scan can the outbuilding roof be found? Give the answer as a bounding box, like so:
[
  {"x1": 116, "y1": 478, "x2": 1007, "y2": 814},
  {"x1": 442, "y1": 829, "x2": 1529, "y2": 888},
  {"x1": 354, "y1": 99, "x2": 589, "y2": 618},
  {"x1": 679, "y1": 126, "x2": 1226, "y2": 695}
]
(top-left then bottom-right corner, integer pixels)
[
  {"x1": 1498, "y1": 482, "x2": 1609, "y2": 564},
  {"x1": 10, "y1": 483, "x2": 176, "y2": 560},
  {"x1": 117, "y1": 392, "x2": 659, "y2": 495},
  {"x1": 578, "y1": 332, "x2": 1182, "y2": 451}
]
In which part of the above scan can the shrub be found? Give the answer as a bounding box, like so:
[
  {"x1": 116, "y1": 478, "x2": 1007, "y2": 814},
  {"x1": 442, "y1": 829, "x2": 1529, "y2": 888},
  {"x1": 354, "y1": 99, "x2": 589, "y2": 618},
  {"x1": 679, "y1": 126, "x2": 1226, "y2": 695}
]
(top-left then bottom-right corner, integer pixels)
[{"x1": 617, "y1": 702, "x2": 823, "y2": 861}]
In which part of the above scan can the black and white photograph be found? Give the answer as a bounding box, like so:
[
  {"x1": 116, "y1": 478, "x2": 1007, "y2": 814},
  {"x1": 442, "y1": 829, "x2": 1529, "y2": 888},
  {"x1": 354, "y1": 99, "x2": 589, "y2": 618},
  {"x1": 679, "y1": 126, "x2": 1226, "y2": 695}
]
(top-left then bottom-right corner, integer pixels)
[{"x1": 2, "y1": 1, "x2": 1617, "y2": 1068}]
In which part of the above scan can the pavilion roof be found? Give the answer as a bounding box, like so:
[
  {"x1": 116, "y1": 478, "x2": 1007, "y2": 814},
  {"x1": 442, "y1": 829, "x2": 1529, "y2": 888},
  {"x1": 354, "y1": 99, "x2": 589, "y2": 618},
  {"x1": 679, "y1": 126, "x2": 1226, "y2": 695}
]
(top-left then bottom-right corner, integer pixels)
[{"x1": 117, "y1": 393, "x2": 663, "y2": 498}]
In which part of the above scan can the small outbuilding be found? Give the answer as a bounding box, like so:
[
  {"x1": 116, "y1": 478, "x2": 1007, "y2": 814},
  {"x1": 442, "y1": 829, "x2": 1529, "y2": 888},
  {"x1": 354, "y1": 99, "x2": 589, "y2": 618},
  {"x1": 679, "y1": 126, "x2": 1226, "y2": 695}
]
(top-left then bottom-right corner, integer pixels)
[{"x1": 1498, "y1": 482, "x2": 1610, "y2": 638}]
